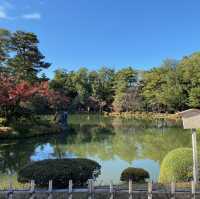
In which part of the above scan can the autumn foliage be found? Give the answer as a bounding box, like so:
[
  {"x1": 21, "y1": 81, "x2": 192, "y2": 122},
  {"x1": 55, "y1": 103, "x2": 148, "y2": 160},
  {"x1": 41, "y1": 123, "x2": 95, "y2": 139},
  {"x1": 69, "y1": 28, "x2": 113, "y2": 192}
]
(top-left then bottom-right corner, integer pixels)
[{"x1": 0, "y1": 73, "x2": 68, "y2": 120}]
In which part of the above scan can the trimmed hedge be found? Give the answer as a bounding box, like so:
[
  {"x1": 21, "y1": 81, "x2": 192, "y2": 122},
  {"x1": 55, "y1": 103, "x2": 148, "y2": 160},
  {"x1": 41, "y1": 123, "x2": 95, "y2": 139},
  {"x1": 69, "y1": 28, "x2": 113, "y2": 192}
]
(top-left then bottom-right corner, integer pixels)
[
  {"x1": 18, "y1": 158, "x2": 101, "y2": 188},
  {"x1": 159, "y1": 148, "x2": 193, "y2": 183},
  {"x1": 120, "y1": 167, "x2": 149, "y2": 182}
]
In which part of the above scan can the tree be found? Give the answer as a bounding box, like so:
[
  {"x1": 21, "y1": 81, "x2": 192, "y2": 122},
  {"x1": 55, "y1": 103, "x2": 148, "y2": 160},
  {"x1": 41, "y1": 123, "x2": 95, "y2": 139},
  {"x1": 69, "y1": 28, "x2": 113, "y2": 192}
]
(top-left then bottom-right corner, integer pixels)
[
  {"x1": 188, "y1": 87, "x2": 200, "y2": 108},
  {"x1": 113, "y1": 67, "x2": 137, "y2": 112},
  {"x1": 177, "y1": 53, "x2": 200, "y2": 88},
  {"x1": 112, "y1": 80, "x2": 127, "y2": 112},
  {"x1": 49, "y1": 52, "x2": 200, "y2": 113},
  {"x1": 142, "y1": 67, "x2": 166, "y2": 112},
  {"x1": 40, "y1": 73, "x2": 49, "y2": 82},
  {"x1": 141, "y1": 59, "x2": 184, "y2": 112},
  {"x1": 177, "y1": 52, "x2": 200, "y2": 109},
  {"x1": 0, "y1": 73, "x2": 68, "y2": 120},
  {"x1": 7, "y1": 31, "x2": 50, "y2": 82},
  {"x1": 0, "y1": 73, "x2": 39, "y2": 120},
  {"x1": 159, "y1": 59, "x2": 184, "y2": 112},
  {"x1": 122, "y1": 86, "x2": 143, "y2": 112},
  {"x1": 50, "y1": 69, "x2": 77, "y2": 98},
  {"x1": 89, "y1": 67, "x2": 115, "y2": 111},
  {"x1": 115, "y1": 67, "x2": 137, "y2": 87},
  {"x1": 73, "y1": 67, "x2": 91, "y2": 106},
  {"x1": 0, "y1": 29, "x2": 11, "y2": 69}
]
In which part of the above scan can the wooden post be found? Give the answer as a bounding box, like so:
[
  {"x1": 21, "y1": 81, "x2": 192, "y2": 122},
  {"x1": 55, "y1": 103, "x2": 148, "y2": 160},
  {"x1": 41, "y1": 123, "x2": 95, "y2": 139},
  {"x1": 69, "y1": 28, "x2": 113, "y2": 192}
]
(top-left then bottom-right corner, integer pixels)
[
  {"x1": 48, "y1": 180, "x2": 53, "y2": 199},
  {"x1": 88, "y1": 179, "x2": 94, "y2": 199},
  {"x1": 192, "y1": 129, "x2": 198, "y2": 183},
  {"x1": 29, "y1": 180, "x2": 35, "y2": 199},
  {"x1": 7, "y1": 191, "x2": 13, "y2": 199},
  {"x1": 170, "y1": 182, "x2": 175, "y2": 199},
  {"x1": 191, "y1": 180, "x2": 196, "y2": 199},
  {"x1": 7, "y1": 177, "x2": 13, "y2": 199},
  {"x1": 68, "y1": 180, "x2": 73, "y2": 199},
  {"x1": 128, "y1": 179, "x2": 133, "y2": 199},
  {"x1": 110, "y1": 182, "x2": 114, "y2": 199},
  {"x1": 148, "y1": 181, "x2": 152, "y2": 199}
]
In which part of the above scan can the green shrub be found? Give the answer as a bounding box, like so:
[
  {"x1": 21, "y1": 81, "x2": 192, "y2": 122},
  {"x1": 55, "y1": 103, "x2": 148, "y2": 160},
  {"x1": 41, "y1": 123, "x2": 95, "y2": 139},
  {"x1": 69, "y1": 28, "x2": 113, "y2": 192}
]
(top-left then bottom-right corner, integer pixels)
[
  {"x1": 120, "y1": 167, "x2": 149, "y2": 182},
  {"x1": 159, "y1": 148, "x2": 193, "y2": 183},
  {"x1": 18, "y1": 158, "x2": 101, "y2": 188},
  {"x1": 0, "y1": 117, "x2": 6, "y2": 127}
]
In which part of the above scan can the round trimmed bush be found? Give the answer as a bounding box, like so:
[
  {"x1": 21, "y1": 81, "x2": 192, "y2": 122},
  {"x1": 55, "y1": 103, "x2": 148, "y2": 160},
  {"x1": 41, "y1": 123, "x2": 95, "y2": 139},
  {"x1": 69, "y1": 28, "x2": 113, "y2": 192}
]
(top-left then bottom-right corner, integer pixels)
[
  {"x1": 120, "y1": 167, "x2": 149, "y2": 182},
  {"x1": 159, "y1": 148, "x2": 193, "y2": 183},
  {"x1": 18, "y1": 158, "x2": 101, "y2": 188}
]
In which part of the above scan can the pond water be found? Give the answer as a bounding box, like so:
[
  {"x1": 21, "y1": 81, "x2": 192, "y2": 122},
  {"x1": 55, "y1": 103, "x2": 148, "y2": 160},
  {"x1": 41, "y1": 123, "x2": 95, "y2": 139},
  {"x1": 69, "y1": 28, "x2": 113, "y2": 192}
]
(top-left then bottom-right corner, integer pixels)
[{"x1": 0, "y1": 114, "x2": 194, "y2": 185}]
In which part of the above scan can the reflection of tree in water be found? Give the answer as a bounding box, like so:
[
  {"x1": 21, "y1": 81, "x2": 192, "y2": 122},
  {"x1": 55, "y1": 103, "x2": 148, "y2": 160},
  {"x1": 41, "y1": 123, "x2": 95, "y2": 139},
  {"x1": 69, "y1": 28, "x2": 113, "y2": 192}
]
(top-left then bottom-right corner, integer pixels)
[
  {"x1": 69, "y1": 123, "x2": 114, "y2": 142},
  {"x1": 56, "y1": 123, "x2": 116, "y2": 160},
  {"x1": 0, "y1": 139, "x2": 40, "y2": 174},
  {"x1": 69, "y1": 114, "x2": 112, "y2": 127},
  {"x1": 57, "y1": 117, "x2": 190, "y2": 164},
  {"x1": 0, "y1": 123, "x2": 115, "y2": 175},
  {"x1": 136, "y1": 128, "x2": 191, "y2": 163},
  {"x1": 111, "y1": 131, "x2": 138, "y2": 163},
  {"x1": 58, "y1": 121, "x2": 144, "y2": 162},
  {"x1": 0, "y1": 115, "x2": 191, "y2": 176},
  {"x1": 111, "y1": 117, "x2": 181, "y2": 130},
  {"x1": 0, "y1": 135, "x2": 69, "y2": 175},
  {"x1": 110, "y1": 117, "x2": 191, "y2": 163}
]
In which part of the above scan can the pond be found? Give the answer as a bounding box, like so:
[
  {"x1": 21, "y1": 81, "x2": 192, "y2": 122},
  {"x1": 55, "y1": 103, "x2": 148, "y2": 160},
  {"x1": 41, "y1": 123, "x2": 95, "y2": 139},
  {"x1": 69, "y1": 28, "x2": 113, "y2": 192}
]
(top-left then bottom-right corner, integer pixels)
[{"x1": 0, "y1": 114, "x2": 194, "y2": 185}]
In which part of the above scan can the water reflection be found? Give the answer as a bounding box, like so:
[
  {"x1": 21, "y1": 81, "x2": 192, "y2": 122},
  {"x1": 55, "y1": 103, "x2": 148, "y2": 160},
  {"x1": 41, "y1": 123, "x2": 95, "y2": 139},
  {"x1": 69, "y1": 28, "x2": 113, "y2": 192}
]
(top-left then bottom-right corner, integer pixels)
[{"x1": 0, "y1": 114, "x2": 192, "y2": 184}]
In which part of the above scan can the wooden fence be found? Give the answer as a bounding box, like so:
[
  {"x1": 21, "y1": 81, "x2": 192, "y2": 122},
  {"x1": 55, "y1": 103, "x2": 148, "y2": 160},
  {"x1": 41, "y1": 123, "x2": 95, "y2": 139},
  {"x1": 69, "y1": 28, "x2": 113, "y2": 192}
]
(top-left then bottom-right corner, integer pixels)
[{"x1": 1, "y1": 179, "x2": 200, "y2": 199}]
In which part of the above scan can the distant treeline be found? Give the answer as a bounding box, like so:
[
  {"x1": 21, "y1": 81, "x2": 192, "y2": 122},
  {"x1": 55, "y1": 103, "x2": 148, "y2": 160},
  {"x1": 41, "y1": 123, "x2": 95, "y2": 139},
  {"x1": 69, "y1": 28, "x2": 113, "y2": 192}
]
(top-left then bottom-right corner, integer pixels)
[
  {"x1": 1, "y1": 28, "x2": 200, "y2": 115},
  {"x1": 50, "y1": 54, "x2": 200, "y2": 113}
]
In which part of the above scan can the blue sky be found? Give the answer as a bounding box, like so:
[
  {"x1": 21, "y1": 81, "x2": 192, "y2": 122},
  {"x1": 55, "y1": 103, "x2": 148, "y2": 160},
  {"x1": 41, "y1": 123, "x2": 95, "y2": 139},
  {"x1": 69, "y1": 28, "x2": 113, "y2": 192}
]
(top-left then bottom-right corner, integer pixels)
[{"x1": 0, "y1": 0, "x2": 200, "y2": 78}]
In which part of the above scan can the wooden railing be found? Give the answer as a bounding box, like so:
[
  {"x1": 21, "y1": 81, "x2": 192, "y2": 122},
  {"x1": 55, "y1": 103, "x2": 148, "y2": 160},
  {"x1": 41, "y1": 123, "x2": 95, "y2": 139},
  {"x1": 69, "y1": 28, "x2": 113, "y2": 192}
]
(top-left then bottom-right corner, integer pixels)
[{"x1": 1, "y1": 179, "x2": 200, "y2": 199}]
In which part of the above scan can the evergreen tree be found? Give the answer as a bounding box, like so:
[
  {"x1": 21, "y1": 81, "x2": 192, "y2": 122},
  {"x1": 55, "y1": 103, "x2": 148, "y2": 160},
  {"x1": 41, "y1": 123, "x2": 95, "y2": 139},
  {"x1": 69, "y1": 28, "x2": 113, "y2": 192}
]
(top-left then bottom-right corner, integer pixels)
[{"x1": 8, "y1": 31, "x2": 50, "y2": 82}]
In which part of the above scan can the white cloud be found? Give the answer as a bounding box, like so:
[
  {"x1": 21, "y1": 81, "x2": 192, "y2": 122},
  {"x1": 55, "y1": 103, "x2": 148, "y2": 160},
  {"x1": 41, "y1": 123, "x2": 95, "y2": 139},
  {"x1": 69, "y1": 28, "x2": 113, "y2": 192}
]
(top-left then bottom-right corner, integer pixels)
[
  {"x1": 0, "y1": 6, "x2": 8, "y2": 19},
  {"x1": 0, "y1": 1, "x2": 15, "y2": 20},
  {"x1": 22, "y1": 13, "x2": 41, "y2": 20},
  {"x1": 0, "y1": 1, "x2": 41, "y2": 21}
]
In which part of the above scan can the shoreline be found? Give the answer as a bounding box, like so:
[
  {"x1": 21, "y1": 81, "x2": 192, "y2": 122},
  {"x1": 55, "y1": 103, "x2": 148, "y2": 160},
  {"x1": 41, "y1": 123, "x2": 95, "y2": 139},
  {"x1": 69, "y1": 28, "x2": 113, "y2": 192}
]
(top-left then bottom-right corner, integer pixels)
[
  {"x1": 0, "y1": 123, "x2": 62, "y2": 140},
  {"x1": 104, "y1": 111, "x2": 180, "y2": 121},
  {"x1": 0, "y1": 112, "x2": 180, "y2": 140}
]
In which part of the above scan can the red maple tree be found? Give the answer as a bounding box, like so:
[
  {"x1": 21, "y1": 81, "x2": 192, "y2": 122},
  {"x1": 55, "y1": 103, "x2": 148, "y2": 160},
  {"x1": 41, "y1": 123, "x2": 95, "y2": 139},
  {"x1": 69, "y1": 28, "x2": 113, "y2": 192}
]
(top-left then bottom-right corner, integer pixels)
[{"x1": 0, "y1": 73, "x2": 68, "y2": 120}]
